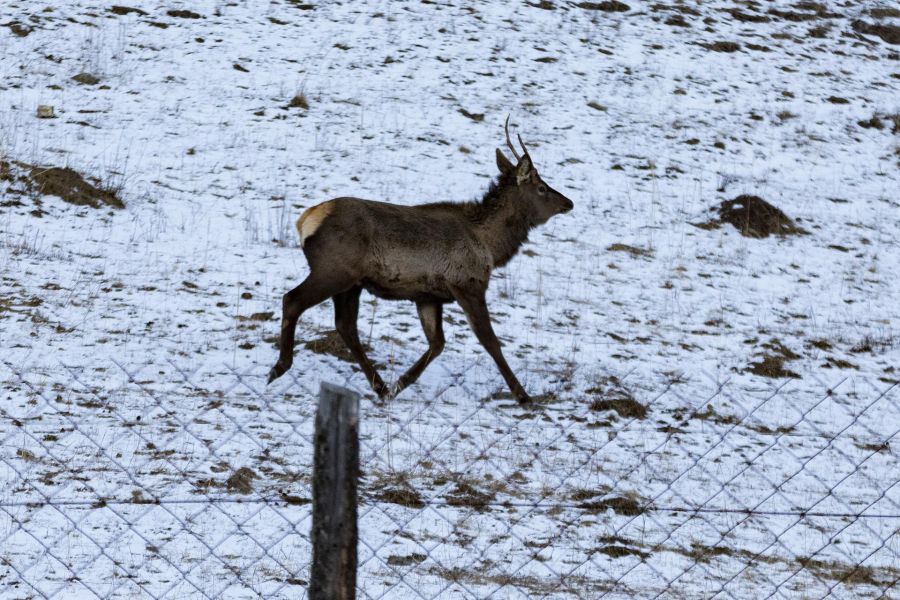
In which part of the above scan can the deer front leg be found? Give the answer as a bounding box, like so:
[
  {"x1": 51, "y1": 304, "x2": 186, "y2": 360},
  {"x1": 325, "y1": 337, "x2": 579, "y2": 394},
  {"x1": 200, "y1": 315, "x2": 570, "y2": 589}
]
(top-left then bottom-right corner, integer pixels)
[
  {"x1": 452, "y1": 288, "x2": 531, "y2": 405},
  {"x1": 268, "y1": 272, "x2": 350, "y2": 384},
  {"x1": 333, "y1": 287, "x2": 389, "y2": 398},
  {"x1": 387, "y1": 302, "x2": 445, "y2": 399}
]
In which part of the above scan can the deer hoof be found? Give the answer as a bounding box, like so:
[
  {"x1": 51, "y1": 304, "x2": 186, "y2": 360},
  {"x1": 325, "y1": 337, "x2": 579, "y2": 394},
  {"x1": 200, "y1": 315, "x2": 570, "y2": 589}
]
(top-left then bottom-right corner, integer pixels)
[
  {"x1": 516, "y1": 391, "x2": 533, "y2": 405},
  {"x1": 372, "y1": 380, "x2": 389, "y2": 398},
  {"x1": 376, "y1": 383, "x2": 399, "y2": 401},
  {"x1": 267, "y1": 362, "x2": 289, "y2": 384}
]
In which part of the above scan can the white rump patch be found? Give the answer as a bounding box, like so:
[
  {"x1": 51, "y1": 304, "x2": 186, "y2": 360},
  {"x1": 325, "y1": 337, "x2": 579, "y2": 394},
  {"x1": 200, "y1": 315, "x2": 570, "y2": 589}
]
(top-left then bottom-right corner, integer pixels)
[{"x1": 296, "y1": 202, "x2": 333, "y2": 247}]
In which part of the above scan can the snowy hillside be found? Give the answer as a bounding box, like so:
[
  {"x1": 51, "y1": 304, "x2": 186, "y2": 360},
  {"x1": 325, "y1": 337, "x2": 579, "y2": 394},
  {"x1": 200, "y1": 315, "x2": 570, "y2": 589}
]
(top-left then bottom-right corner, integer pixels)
[{"x1": 1, "y1": 1, "x2": 898, "y2": 598}]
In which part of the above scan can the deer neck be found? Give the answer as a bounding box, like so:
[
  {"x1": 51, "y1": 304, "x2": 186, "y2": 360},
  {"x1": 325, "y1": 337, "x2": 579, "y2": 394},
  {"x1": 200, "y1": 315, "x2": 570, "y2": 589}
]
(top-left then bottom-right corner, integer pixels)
[{"x1": 474, "y1": 184, "x2": 534, "y2": 268}]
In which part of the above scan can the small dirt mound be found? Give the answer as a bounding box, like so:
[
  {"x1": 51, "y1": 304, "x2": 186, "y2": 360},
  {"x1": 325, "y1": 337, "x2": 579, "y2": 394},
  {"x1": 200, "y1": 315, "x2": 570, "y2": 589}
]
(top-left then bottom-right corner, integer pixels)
[
  {"x1": 72, "y1": 72, "x2": 101, "y2": 85},
  {"x1": 2, "y1": 160, "x2": 123, "y2": 211},
  {"x1": 700, "y1": 195, "x2": 804, "y2": 238},
  {"x1": 717, "y1": 196, "x2": 803, "y2": 237},
  {"x1": 30, "y1": 166, "x2": 123, "y2": 208}
]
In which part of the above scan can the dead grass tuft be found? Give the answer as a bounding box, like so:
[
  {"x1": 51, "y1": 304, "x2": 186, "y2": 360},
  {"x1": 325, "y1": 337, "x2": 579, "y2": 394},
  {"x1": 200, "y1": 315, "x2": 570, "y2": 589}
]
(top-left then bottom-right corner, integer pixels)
[
  {"x1": 109, "y1": 6, "x2": 147, "y2": 16},
  {"x1": 226, "y1": 467, "x2": 258, "y2": 494},
  {"x1": 575, "y1": 491, "x2": 645, "y2": 516},
  {"x1": 858, "y1": 115, "x2": 884, "y2": 130},
  {"x1": 693, "y1": 404, "x2": 741, "y2": 426},
  {"x1": 167, "y1": 9, "x2": 203, "y2": 19},
  {"x1": 458, "y1": 108, "x2": 484, "y2": 122},
  {"x1": 807, "y1": 339, "x2": 833, "y2": 351},
  {"x1": 749, "y1": 340, "x2": 801, "y2": 379},
  {"x1": 429, "y1": 566, "x2": 587, "y2": 595},
  {"x1": 665, "y1": 14, "x2": 690, "y2": 27},
  {"x1": 849, "y1": 333, "x2": 896, "y2": 354},
  {"x1": 807, "y1": 23, "x2": 832, "y2": 38},
  {"x1": 236, "y1": 311, "x2": 274, "y2": 322},
  {"x1": 0, "y1": 160, "x2": 13, "y2": 183},
  {"x1": 370, "y1": 472, "x2": 425, "y2": 508},
  {"x1": 769, "y1": 4, "x2": 839, "y2": 21},
  {"x1": 589, "y1": 396, "x2": 646, "y2": 419},
  {"x1": 373, "y1": 486, "x2": 424, "y2": 508},
  {"x1": 303, "y1": 330, "x2": 367, "y2": 363},
  {"x1": 800, "y1": 556, "x2": 894, "y2": 587},
  {"x1": 703, "y1": 41, "x2": 741, "y2": 53},
  {"x1": 5, "y1": 22, "x2": 32, "y2": 37},
  {"x1": 852, "y1": 20, "x2": 900, "y2": 45},
  {"x1": 289, "y1": 92, "x2": 309, "y2": 109},
  {"x1": 597, "y1": 544, "x2": 648, "y2": 559},
  {"x1": 726, "y1": 9, "x2": 770, "y2": 23},
  {"x1": 587, "y1": 376, "x2": 646, "y2": 419},
  {"x1": 886, "y1": 113, "x2": 900, "y2": 134},
  {"x1": 446, "y1": 481, "x2": 495, "y2": 511},
  {"x1": 606, "y1": 243, "x2": 652, "y2": 258},
  {"x1": 286, "y1": 0, "x2": 316, "y2": 9},
  {"x1": 386, "y1": 553, "x2": 427, "y2": 566},
  {"x1": 576, "y1": 1, "x2": 630, "y2": 12},
  {"x1": 869, "y1": 8, "x2": 900, "y2": 19}
]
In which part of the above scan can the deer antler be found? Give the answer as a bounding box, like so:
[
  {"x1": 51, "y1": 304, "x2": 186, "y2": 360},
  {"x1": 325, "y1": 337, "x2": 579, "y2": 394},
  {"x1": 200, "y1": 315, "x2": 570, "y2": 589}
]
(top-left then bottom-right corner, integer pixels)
[
  {"x1": 517, "y1": 133, "x2": 529, "y2": 157},
  {"x1": 504, "y1": 115, "x2": 521, "y2": 162}
]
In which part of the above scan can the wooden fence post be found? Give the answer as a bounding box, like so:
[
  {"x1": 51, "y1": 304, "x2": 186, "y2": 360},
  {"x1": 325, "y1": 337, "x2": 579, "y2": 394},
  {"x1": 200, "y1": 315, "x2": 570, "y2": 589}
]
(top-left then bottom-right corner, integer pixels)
[{"x1": 310, "y1": 382, "x2": 360, "y2": 600}]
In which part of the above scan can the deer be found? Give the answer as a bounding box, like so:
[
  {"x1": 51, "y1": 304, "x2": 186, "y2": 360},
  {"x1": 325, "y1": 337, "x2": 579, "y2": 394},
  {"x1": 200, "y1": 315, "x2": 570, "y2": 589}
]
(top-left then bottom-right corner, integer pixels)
[{"x1": 267, "y1": 117, "x2": 573, "y2": 404}]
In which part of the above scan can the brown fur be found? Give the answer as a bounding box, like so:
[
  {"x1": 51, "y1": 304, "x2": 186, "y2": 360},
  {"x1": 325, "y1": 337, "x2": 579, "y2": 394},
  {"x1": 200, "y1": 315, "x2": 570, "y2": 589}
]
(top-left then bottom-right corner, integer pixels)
[{"x1": 268, "y1": 124, "x2": 574, "y2": 404}]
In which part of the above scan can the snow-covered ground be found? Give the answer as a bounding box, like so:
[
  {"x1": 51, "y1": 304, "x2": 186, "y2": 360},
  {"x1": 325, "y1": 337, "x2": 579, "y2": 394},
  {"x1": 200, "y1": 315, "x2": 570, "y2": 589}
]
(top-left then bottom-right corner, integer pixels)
[{"x1": 1, "y1": 0, "x2": 898, "y2": 598}]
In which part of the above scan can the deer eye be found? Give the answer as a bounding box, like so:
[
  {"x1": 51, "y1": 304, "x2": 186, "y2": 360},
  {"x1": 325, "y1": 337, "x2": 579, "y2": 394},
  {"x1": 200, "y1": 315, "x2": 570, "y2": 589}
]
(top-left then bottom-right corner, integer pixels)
[{"x1": 537, "y1": 184, "x2": 547, "y2": 195}]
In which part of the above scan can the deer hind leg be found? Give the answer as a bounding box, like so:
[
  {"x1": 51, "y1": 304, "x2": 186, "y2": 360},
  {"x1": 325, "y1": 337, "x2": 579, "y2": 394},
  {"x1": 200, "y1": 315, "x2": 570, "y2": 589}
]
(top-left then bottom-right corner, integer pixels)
[
  {"x1": 452, "y1": 288, "x2": 531, "y2": 405},
  {"x1": 268, "y1": 271, "x2": 354, "y2": 384},
  {"x1": 388, "y1": 301, "x2": 445, "y2": 399},
  {"x1": 333, "y1": 287, "x2": 389, "y2": 398}
]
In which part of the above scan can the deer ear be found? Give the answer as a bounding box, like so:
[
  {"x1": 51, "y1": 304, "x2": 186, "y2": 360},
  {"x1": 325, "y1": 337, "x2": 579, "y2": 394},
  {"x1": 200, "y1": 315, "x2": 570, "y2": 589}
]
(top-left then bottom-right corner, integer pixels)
[
  {"x1": 496, "y1": 148, "x2": 514, "y2": 175},
  {"x1": 515, "y1": 154, "x2": 533, "y2": 186}
]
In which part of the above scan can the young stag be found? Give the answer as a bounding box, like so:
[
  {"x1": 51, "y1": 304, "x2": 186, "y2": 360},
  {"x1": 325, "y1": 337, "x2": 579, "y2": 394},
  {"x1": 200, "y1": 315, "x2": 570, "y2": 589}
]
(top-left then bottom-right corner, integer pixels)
[{"x1": 268, "y1": 118, "x2": 573, "y2": 404}]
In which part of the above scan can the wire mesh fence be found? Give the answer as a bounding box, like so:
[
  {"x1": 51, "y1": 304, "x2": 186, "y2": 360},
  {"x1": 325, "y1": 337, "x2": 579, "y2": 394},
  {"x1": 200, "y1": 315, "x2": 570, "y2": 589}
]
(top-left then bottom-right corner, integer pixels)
[{"x1": 1, "y1": 359, "x2": 898, "y2": 599}]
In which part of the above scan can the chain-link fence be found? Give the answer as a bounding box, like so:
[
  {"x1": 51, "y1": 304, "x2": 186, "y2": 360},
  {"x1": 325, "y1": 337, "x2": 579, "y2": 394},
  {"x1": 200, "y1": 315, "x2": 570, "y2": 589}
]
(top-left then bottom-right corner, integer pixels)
[{"x1": 1, "y1": 359, "x2": 898, "y2": 599}]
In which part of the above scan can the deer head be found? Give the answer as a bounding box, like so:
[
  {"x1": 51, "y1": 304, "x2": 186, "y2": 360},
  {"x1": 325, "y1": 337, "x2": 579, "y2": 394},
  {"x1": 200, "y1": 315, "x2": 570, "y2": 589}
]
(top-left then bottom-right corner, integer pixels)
[{"x1": 495, "y1": 116, "x2": 574, "y2": 224}]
